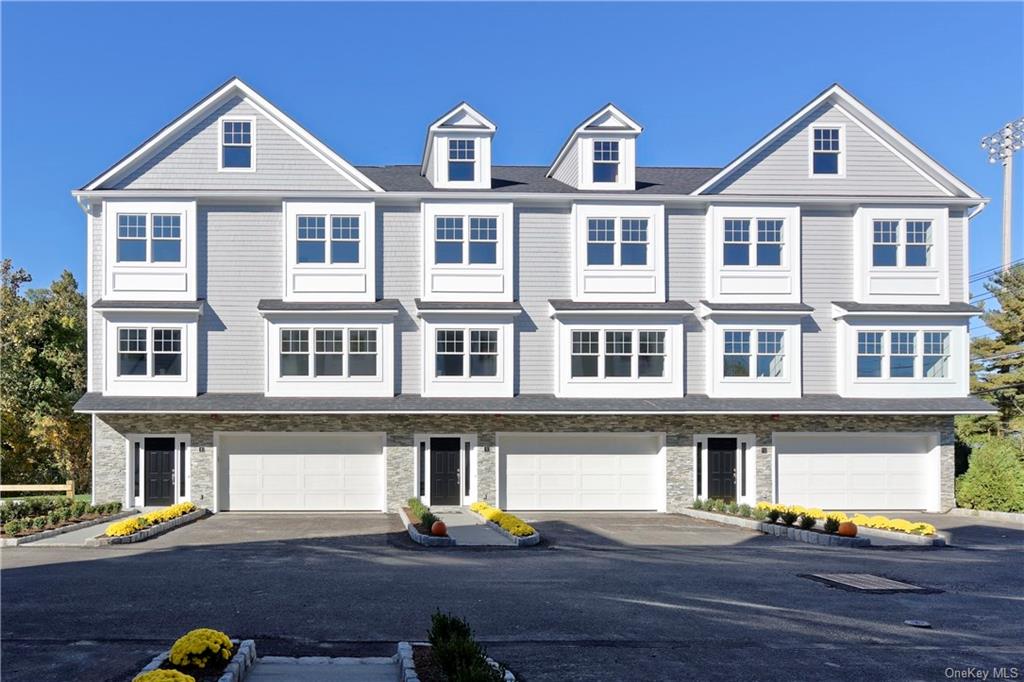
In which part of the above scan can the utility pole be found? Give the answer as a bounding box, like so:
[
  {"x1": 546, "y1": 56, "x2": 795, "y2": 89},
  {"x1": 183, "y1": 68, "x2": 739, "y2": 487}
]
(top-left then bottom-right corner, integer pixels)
[{"x1": 981, "y1": 117, "x2": 1024, "y2": 272}]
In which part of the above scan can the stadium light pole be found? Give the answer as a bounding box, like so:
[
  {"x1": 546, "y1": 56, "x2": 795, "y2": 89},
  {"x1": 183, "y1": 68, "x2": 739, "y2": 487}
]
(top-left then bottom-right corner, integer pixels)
[{"x1": 981, "y1": 117, "x2": 1024, "y2": 272}]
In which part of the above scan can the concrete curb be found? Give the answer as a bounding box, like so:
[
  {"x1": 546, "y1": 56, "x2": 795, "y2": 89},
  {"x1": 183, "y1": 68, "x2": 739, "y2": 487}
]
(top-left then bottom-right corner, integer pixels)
[
  {"x1": 88, "y1": 508, "x2": 207, "y2": 546},
  {"x1": 677, "y1": 508, "x2": 871, "y2": 548},
  {"x1": 399, "y1": 507, "x2": 455, "y2": 547},
  {"x1": 468, "y1": 509, "x2": 541, "y2": 547},
  {"x1": 1, "y1": 509, "x2": 135, "y2": 547},
  {"x1": 855, "y1": 525, "x2": 947, "y2": 546},
  {"x1": 397, "y1": 641, "x2": 515, "y2": 682},
  {"x1": 138, "y1": 638, "x2": 255, "y2": 682},
  {"x1": 948, "y1": 508, "x2": 1024, "y2": 525}
]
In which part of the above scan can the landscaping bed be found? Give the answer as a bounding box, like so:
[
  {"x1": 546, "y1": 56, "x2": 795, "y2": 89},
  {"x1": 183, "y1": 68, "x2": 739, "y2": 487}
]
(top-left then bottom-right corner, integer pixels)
[
  {"x1": 401, "y1": 498, "x2": 454, "y2": 547},
  {"x1": 93, "y1": 502, "x2": 205, "y2": 545},
  {"x1": 135, "y1": 628, "x2": 255, "y2": 682},
  {"x1": 1, "y1": 497, "x2": 126, "y2": 545},
  {"x1": 468, "y1": 502, "x2": 540, "y2": 546},
  {"x1": 398, "y1": 613, "x2": 514, "y2": 682}
]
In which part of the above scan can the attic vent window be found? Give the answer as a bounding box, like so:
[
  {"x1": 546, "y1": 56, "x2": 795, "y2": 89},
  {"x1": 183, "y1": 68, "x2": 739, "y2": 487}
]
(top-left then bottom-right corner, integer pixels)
[
  {"x1": 448, "y1": 139, "x2": 475, "y2": 181},
  {"x1": 811, "y1": 127, "x2": 841, "y2": 175},
  {"x1": 593, "y1": 140, "x2": 620, "y2": 183},
  {"x1": 221, "y1": 119, "x2": 252, "y2": 169}
]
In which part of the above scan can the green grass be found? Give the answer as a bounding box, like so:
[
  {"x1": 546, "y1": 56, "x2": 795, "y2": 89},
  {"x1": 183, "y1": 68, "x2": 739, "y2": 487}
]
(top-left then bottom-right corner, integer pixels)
[{"x1": 0, "y1": 493, "x2": 91, "y2": 504}]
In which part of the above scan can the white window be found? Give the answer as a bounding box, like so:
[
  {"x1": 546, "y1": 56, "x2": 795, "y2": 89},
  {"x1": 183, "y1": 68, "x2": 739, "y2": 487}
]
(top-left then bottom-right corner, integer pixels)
[
  {"x1": 448, "y1": 139, "x2": 475, "y2": 182},
  {"x1": 221, "y1": 119, "x2": 252, "y2": 169},
  {"x1": 723, "y1": 218, "x2": 784, "y2": 267},
  {"x1": 855, "y1": 330, "x2": 950, "y2": 380},
  {"x1": 811, "y1": 126, "x2": 841, "y2": 175},
  {"x1": 872, "y1": 218, "x2": 933, "y2": 268},
  {"x1": 586, "y1": 218, "x2": 649, "y2": 266},
  {"x1": 279, "y1": 327, "x2": 378, "y2": 379},
  {"x1": 435, "y1": 329, "x2": 498, "y2": 379},
  {"x1": 296, "y1": 216, "x2": 326, "y2": 264},
  {"x1": 331, "y1": 217, "x2": 361, "y2": 264},
  {"x1": 569, "y1": 329, "x2": 667, "y2": 380},
  {"x1": 722, "y1": 329, "x2": 786, "y2": 379},
  {"x1": 593, "y1": 140, "x2": 620, "y2": 183},
  {"x1": 434, "y1": 215, "x2": 500, "y2": 266},
  {"x1": 116, "y1": 212, "x2": 184, "y2": 264},
  {"x1": 117, "y1": 327, "x2": 182, "y2": 377}
]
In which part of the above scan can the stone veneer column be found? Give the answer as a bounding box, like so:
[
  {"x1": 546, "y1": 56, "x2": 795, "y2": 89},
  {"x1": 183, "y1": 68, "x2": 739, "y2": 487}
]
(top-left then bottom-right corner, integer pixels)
[
  {"x1": 476, "y1": 432, "x2": 497, "y2": 506},
  {"x1": 93, "y1": 416, "x2": 127, "y2": 505},
  {"x1": 665, "y1": 434, "x2": 692, "y2": 512},
  {"x1": 386, "y1": 432, "x2": 414, "y2": 512},
  {"x1": 939, "y1": 418, "x2": 956, "y2": 511}
]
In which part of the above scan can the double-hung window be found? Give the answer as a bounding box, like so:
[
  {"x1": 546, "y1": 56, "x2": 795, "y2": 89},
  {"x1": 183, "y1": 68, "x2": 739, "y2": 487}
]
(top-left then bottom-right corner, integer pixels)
[
  {"x1": 435, "y1": 329, "x2": 499, "y2": 379},
  {"x1": 280, "y1": 328, "x2": 378, "y2": 378},
  {"x1": 570, "y1": 329, "x2": 667, "y2": 380},
  {"x1": 593, "y1": 140, "x2": 620, "y2": 183},
  {"x1": 297, "y1": 216, "x2": 327, "y2": 264},
  {"x1": 117, "y1": 213, "x2": 183, "y2": 264},
  {"x1": 871, "y1": 218, "x2": 932, "y2": 268},
  {"x1": 331, "y1": 216, "x2": 360, "y2": 264},
  {"x1": 811, "y1": 127, "x2": 841, "y2": 175},
  {"x1": 295, "y1": 214, "x2": 362, "y2": 265},
  {"x1": 434, "y1": 215, "x2": 500, "y2": 265},
  {"x1": 221, "y1": 119, "x2": 252, "y2": 169},
  {"x1": 723, "y1": 218, "x2": 784, "y2": 267},
  {"x1": 723, "y1": 329, "x2": 786, "y2": 379},
  {"x1": 855, "y1": 330, "x2": 950, "y2": 379},
  {"x1": 448, "y1": 139, "x2": 475, "y2": 182},
  {"x1": 586, "y1": 218, "x2": 649, "y2": 266},
  {"x1": 117, "y1": 327, "x2": 182, "y2": 377}
]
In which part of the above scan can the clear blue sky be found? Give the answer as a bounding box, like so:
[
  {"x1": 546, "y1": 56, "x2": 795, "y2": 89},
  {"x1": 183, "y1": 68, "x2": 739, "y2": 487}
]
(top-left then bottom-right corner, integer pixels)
[{"x1": 3, "y1": 2, "x2": 1022, "y2": 301}]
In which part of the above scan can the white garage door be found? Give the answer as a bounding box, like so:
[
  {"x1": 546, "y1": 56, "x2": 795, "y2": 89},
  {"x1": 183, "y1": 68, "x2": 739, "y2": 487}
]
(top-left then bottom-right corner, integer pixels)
[
  {"x1": 500, "y1": 434, "x2": 663, "y2": 511},
  {"x1": 774, "y1": 433, "x2": 937, "y2": 510},
  {"x1": 219, "y1": 433, "x2": 384, "y2": 511}
]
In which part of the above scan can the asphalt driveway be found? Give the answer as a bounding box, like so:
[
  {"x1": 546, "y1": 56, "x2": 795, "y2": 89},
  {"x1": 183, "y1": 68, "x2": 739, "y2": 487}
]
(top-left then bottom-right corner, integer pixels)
[{"x1": 2, "y1": 511, "x2": 1022, "y2": 682}]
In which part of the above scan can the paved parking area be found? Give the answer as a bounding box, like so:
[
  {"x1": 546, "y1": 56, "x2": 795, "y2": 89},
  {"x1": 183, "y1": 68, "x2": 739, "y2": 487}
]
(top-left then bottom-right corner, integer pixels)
[{"x1": 3, "y1": 511, "x2": 1022, "y2": 682}]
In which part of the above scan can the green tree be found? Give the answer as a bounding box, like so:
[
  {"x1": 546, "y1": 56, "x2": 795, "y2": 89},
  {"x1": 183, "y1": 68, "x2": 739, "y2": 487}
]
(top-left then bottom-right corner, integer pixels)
[{"x1": 1, "y1": 259, "x2": 90, "y2": 489}]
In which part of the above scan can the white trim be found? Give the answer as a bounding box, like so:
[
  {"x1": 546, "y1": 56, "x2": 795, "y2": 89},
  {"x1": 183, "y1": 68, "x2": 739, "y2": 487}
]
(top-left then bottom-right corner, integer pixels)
[
  {"x1": 692, "y1": 434, "x2": 757, "y2": 505},
  {"x1": 125, "y1": 433, "x2": 190, "y2": 508},
  {"x1": 414, "y1": 433, "x2": 478, "y2": 507},
  {"x1": 692, "y1": 84, "x2": 981, "y2": 198},
  {"x1": 103, "y1": 315, "x2": 198, "y2": 397},
  {"x1": 91, "y1": 414, "x2": 97, "y2": 506},
  {"x1": 572, "y1": 202, "x2": 665, "y2": 302},
  {"x1": 830, "y1": 305, "x2": 978, "y2": 320},
  {"x1": 547, "y1": 104, "x2": 642, "y2": 178},
  {"x1": 84, "y1": 78, "x2": 383, "y2": 192},
  {"x1": 705, "y1": 204, "x2": 801, "y2": 304},
  {"x1": 420, "y1": 201, "x2": 514, "y2": 302},
  {"x1": 807, "y1": 123, "x2": 846, "y2": 179},
  {"x1": 421, "y1": 318, "x2": 514, "y2": 398},
  {"x1": 420, "y1": 102, "x2": 497, "y2": 175},
  {"x1": 853, "y1": 206, "x2": 949, "y2": 304},
  {"x1": 86, "y1": 209, "x2": 95, "y2": 390},
  {"x1": 216, "y1": 114, "x2": 256, "y2": 173}
]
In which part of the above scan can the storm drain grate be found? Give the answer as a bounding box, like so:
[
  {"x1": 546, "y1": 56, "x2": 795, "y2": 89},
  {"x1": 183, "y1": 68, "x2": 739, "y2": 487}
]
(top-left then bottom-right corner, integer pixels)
[{"x1": 801, "y1": 573, "x2": 940, "y2": 594}]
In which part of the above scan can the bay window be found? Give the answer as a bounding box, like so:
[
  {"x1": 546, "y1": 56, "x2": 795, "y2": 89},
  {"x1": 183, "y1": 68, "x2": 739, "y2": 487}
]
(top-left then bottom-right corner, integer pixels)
[{"x1": 435, "y1": 328, "x2": 499, "y2": 379}]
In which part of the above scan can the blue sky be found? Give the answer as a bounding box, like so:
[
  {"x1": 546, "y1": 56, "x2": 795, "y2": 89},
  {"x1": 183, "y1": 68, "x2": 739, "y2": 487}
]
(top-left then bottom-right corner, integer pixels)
[{"x1": 3, "y1": 2, "x2": 1022, "y2": 310}]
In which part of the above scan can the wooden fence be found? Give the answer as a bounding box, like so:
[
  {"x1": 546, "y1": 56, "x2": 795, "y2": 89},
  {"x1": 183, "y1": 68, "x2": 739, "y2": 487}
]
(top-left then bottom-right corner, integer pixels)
[{"x1": 0, "y1": 480, "x2": 75, "y2": 499}]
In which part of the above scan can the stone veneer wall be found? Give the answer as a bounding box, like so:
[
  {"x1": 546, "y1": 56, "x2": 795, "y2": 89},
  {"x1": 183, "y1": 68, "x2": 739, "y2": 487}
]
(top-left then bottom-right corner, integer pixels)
[{"x1": 92, "y1": 413, "x2": 955, "y2": 512}]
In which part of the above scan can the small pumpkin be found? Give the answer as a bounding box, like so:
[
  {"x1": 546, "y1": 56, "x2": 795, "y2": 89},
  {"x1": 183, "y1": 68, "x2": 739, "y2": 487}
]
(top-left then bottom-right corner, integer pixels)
[
  {"x1": 837, "y1": 521, "x2": 858, "y2": 537},
  {"x1": 431, "y1": 520, "x2": 448, "y2": 537}
]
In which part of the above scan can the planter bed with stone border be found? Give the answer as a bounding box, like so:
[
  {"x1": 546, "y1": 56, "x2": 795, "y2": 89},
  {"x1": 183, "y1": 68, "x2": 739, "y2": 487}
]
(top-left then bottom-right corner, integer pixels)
[
  {"x1": 137, "y1": 637, "x2": 255, "y2": 682},
  {"x1": 398, "y1": 642, "x2": 515, "y2": 682},
  {"x1": 1, "y1": 509, "x2": 136, "y2": 547},
  {"x1": 88, "y1": 508, "x2": 207, "y2": 546},
  {"x1": 467, "y1": 508, "x2": 541, "y2": 547},
  {"x1": 399, "y1": 507, "x2": 455, "y2": 547},
  {"x1": 678, "y1": 508, "x2": 871, "y2": 548},
  {"x1": 855, "y1": 525, "x2": 947, "y2": 546}
]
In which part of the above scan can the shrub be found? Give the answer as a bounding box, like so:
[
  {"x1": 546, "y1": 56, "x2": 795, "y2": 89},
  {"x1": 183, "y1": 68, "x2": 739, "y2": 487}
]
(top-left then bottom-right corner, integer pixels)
[
  {"x1": 420, "y1": 511, "x2": 439, "y2": 529},
  {"x1": 738, "y1": 504, "x2": 751, "y2": 518},
  {"x1": 4, "y1": 520, "x2": 26, "y2": 535},
  {"x1": 46, "y1": 510, "x2": 61, "y2": 526},
  {"x1": 428, "y1": 612, "x2": 504, "y2": 682},
  {"x1": 823, "y1": 516, "x2": 841, "y2": 534},
  {"x1": 71, "y1": 500, "x2": 88, "y2": 518},
  {"x1": 955, "y1": 438, "x2": 1024, "y2": 513},
  {"x1": 691, "y1": 498, "x2": 704, "y2": 510},
  {"x1": 709, "y1": 498, "x2": 725, "y2": 512},
  {"x1": 168, "y1": 628, "x2": 233, "y2": 670},
  {"x1": 32, "y1": 516, "x2": 48, "y2": 530},
  {"x1": 133, "y1": 671, "x2": 196, "y2": 682},
  {"x1": 751, "y1": 507, "x2": 768, "y2": 521},
  {"x1": 780, "y1": 508, "x2": 799, "y2": 526},
  {"x1": 766, "y1": 508, "x2": 781, "y2": 523},
  {"x1": 798, "y1": 515, "x2": 816, "y2": 530},
  {"x1": 408, "y1": 497, "x2": 430, "y2": 519},
  {"x1": 726, "y1": 501, "x2": 739, "y2": 515}
]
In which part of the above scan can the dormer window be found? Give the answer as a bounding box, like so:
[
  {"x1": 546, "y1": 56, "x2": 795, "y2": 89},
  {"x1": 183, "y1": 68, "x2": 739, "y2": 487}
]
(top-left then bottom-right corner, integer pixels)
[
  {"x1": 448, "y1": 139, "x2": 476, "y2": 182},
  {"x1": 220, "y1": 118, "x2": 253, "y2": 169},
  {"x1": 593, "y1": 140, "x2": 620, "y2": 183},
  {"x1": 811, "y1": 126, "x2": 842, "y2": 175}
]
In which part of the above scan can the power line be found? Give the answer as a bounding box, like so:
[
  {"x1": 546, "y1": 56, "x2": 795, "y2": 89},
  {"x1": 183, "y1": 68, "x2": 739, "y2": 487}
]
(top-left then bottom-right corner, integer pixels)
[
  {"x1": 970, "y1": 258, "x2": 1024, "y2": 282},
  {"x1": 972, "y1": 350, "x2": 1024, "y2": 361}
]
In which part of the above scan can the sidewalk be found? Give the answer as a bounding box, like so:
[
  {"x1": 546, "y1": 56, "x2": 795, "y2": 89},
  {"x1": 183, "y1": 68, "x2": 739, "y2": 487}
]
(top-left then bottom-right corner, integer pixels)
[
  {"x1": 436, "y1": 509, "x2": 514, "y2": 546},
  {"x1": 26, "y1": 513, "x2": 141, "y2": 547},
  {"x1": 247, "y1": 656, "x2": 399, "y2": 681}
]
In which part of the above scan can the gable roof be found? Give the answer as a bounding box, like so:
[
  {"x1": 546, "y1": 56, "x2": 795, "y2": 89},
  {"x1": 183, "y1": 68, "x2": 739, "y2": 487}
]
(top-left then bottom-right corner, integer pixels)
[
  {"x1": 419, "y1": 102, "x2": 496, "y2": 175},
  {"x1": 82, "y1": 76, "x2": 383, "y2": 192},
  {"x1": 546, "y1": 103, "x2": 643, "y2": 178},
  {"x1": 691, "y1": 83, "x2": 982, "y2": 198}
]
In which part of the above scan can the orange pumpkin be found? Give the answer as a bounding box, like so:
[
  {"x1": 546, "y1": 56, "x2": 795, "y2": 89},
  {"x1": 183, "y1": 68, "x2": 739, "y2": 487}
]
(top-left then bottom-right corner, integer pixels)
[
  {"x1": 431, "y1": 520, "x2": 448, "y2": 537},
  {"x1": 837, "y1": 521, "x2": 858, "y2": 537}
]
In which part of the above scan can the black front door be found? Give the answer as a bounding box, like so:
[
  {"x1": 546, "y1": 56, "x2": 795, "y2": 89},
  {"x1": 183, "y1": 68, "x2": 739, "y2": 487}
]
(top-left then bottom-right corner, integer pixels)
[
  {"x1": 707, "y1": 438, "x2": 737, "y2": 502},
  {"x1": 430, "y1": 437, "x2": 461, "y2": 506},
  {"x1": 144, "y1": 437, "x2": 176, "y2": 506}
]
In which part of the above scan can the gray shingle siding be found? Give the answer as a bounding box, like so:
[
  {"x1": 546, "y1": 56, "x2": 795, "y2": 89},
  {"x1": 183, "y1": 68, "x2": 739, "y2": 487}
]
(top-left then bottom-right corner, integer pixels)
[
  {"x1": 712, "y1": 104, "x2": 948, "y2": 197},
  {"x1": 90, "y1": 211, "x2": 103, "y2": 392},
  {"x1": 667, "y1": 209, "x2": 707, "y2": 394},
  {"x1": 949, "y1": 209, "x2": 966, "y2": 301},
  {"x1": 111, "y1": 98, "x2": 364, "y2": 192},
  {"x1": 379, "y1": 206, "x2": 422, "y2": 394}
]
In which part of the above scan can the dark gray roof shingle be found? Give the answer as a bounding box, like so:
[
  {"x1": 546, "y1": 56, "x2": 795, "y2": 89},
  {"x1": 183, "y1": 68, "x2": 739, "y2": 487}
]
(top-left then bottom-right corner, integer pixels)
[
  {"x1": 257, "y1": 299, "x2": 401, "y2": 312},
  {"x1": 414, "y1": 299, "x2": 523, "y2": 312},
  {"x1": 549, "y1": 299, "x2": 694, "y2": 312},
  {"x1": 73, "y1": 392, "x2": 995, "y2": 415},
  {"x1": 92, "y1": 299, "x2": 205, "y2": 312},
  {"x1": 700, "y1": 300, "x2": 814, "y2": 313},
  {"x1": 356, "y1": 165, "x2": 720, "y2": 194},
  {"x1": 832, "y1": 301, "x2": 982, "y2": 315}
]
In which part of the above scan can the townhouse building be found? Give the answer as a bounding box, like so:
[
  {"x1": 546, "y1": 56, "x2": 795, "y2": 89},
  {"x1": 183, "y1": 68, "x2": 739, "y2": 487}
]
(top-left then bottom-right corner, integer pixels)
[{"x1": 73, "y1": 77, "x2": 993, "y2": 514}]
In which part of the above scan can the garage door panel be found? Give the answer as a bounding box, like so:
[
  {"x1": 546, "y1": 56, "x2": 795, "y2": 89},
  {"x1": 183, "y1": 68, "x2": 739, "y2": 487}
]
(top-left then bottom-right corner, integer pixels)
[
  {"x1": 502, "y1": 434, "x2": 662, "y2": 511},
  {"x1": 222, "y1": 434, "x2": 383, "y2": 511},
  {"x1": 775, "y1": 434, "x2": 934, "y2": 511}
]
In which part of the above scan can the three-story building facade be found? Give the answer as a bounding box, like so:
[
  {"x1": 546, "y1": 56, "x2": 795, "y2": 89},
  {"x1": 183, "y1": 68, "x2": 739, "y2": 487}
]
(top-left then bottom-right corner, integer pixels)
[{"x1": 74, "y1": 78, "x2": 993, "y2": 514}]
